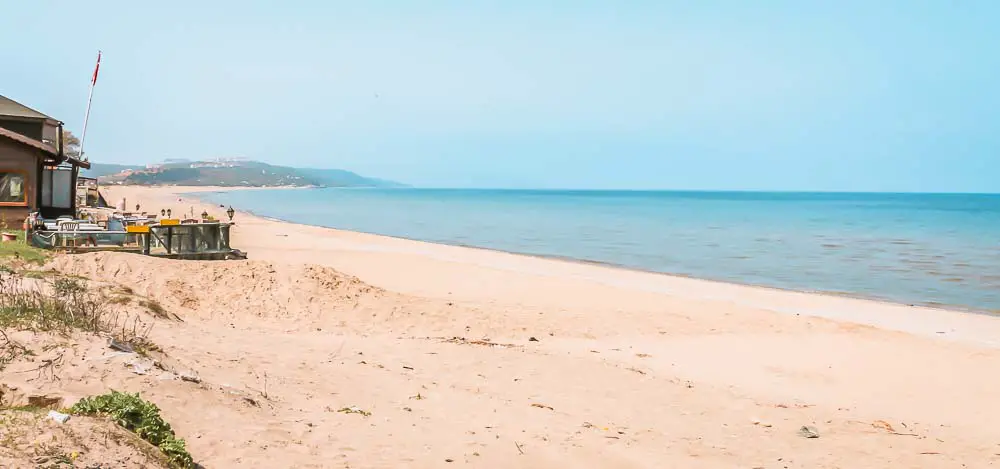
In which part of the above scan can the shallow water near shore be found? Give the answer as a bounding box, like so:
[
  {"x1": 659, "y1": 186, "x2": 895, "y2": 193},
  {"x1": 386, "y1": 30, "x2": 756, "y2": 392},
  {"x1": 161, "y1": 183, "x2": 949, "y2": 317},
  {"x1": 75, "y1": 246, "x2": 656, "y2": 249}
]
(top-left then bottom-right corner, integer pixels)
[{"x1": 196, "y1": 188, "x2": 1000, "y2": 312}]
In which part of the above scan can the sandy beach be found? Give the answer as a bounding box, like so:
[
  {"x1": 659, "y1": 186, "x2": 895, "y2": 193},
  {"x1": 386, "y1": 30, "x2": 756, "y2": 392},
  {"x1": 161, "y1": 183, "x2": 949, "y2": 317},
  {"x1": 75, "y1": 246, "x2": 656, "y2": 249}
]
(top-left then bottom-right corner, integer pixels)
[{"x1": 6, "y1": 184, "x2": 1000, "y2": 468}]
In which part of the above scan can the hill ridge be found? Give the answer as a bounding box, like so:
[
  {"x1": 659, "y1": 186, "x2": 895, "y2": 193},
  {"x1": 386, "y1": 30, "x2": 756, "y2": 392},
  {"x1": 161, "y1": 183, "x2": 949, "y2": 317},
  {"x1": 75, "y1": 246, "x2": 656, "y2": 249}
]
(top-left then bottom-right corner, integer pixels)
[{"x1": 83, "y1": 160, "x2": 406, "y2": 188}]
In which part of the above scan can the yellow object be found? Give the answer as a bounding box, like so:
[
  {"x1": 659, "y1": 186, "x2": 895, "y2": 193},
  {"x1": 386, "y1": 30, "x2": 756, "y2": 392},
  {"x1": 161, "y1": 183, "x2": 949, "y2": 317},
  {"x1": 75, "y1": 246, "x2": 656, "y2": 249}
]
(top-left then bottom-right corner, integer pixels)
[
  {"x1": 126, "y1": 225, "x2": 150, "y2": 233},
  {"x1": 159, "y1": 219, "x2": 180, "y2": 226}
]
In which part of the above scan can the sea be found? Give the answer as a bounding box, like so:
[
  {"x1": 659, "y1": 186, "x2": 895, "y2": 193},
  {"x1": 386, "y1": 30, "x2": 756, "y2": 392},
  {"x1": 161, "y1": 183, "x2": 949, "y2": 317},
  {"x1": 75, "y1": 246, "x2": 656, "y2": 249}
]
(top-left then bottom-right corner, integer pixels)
[{"x1": 196, "y1": 189, "x2": 1000, "y2": 312}]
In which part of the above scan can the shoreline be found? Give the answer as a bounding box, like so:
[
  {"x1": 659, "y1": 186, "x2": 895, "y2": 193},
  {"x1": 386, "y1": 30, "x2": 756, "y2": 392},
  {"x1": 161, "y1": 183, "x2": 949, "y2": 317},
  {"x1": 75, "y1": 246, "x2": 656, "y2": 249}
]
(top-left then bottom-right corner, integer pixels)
[
  {"x1": 240, "y1": 205, "x2": 990, "y2": 314},
  {"x1": 114, "y1": 185, "x2": 1000, "y2": 347},
  {"x1": 74, "y1": 184, "x2": 1000, "y2": 467},
  {"x1": 186, "y1": 187, "x2": 995, "y2": 317}
]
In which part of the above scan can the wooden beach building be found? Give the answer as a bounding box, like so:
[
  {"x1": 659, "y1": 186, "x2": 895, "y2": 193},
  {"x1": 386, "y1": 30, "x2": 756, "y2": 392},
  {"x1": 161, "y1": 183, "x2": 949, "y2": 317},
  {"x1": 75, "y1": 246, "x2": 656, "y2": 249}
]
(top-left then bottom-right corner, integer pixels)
[
  {"x1": 0, "y1": 96, "x2": 244, "y2": 260},
  {"x1": 0, "y1": 95, "x2": 90, "y2": 227}
]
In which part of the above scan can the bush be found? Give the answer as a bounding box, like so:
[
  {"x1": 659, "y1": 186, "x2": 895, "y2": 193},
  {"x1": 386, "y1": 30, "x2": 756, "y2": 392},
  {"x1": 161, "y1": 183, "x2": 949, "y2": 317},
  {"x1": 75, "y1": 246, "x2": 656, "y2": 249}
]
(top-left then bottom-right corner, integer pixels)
[{"x1": 70, "y1": 391, "x2": 194, "y2": 468}]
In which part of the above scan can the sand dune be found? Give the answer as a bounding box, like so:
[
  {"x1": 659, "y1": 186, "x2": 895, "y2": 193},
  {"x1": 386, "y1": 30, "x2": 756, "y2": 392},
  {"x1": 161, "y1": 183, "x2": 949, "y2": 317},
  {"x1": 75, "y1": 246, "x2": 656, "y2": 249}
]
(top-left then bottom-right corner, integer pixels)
[{"x1": 52, "y1": 253, "x2": 389, "y2": 323}]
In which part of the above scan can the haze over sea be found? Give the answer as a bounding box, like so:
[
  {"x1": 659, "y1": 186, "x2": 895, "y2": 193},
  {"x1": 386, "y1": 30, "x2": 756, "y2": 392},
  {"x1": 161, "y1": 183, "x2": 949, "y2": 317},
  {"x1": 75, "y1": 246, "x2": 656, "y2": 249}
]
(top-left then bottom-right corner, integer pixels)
[{"x1": 198, "y1": 188, "x2": 1000, "y2": 312}]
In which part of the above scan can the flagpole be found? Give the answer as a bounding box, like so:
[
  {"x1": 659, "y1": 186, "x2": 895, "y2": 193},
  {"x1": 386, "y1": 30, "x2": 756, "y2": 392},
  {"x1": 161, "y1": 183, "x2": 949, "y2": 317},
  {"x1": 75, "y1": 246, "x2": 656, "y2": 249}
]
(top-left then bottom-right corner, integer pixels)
[{"x1": 79, "y1": 50, "x2": 101, "y2": 161}]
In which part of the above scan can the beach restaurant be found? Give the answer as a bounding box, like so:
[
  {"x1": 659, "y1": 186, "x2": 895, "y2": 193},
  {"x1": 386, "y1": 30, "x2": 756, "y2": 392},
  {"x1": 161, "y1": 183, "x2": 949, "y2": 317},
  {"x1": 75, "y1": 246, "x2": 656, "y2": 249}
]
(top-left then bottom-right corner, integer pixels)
[{"x1": 0, "y1": 95, "x2": 90, "y2": 228}]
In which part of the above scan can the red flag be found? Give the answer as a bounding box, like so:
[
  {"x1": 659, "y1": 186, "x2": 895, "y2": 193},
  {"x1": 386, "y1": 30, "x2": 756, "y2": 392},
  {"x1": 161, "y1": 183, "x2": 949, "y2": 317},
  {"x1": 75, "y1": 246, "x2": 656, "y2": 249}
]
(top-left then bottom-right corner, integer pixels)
[{"x1": 91, "y1": 51, "x2": 101, "y2": 85}]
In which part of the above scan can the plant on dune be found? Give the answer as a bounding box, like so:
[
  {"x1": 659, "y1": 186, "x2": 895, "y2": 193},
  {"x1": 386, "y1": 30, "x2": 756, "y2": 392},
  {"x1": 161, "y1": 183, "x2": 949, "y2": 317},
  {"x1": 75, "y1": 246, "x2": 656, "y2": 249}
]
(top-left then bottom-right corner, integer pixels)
[
  {"x1": 0, "y1": 329, "x2": 29, "y2": 372},
  {"x1": 138, "y1": 298, "x2": 168, "y2": 318},
  {"x1": 0, "y1": 275, "x2": 155, "y2": 352},
  {"x1": 51, "y1": 277, "x2": 86, "y2": 298},
  {"x1": 108, "y1": 295, "x2": 133, "y2": 305},
  {"x1": 70, "y1": 391, "x2": 194, "y2": 468}
]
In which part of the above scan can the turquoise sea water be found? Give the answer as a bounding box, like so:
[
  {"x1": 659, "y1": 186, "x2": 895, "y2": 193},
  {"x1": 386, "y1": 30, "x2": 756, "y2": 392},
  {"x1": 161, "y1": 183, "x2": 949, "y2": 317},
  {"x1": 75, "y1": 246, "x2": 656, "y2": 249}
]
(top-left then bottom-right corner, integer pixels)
[{"x1": 196, "y1": 189, "x2": 1000, "y2": 312}]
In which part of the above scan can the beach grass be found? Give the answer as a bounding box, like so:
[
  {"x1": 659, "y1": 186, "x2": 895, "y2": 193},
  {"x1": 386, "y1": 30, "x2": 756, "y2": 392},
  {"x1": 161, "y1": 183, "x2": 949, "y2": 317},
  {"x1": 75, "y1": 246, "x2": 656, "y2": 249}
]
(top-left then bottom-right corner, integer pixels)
[
  {"x1": 0, "y1": 232, "x2": 48, "y2": 265},
  {"x1": 0, "y1": 274, "x2": 157, "y2": 365}
]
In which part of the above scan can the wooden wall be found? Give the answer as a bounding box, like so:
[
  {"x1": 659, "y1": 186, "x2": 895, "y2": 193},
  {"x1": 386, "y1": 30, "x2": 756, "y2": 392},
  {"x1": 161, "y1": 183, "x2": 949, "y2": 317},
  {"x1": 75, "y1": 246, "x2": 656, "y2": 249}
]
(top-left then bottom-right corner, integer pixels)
[{"x1": 0, "y1": 137, "x2": 40, "y2": 228}]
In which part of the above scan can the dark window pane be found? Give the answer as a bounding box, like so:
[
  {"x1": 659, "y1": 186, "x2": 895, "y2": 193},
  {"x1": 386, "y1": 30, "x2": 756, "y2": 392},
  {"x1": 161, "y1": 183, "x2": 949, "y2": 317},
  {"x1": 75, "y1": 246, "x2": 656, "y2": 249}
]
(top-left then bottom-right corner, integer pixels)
[{"x1": 0, "y1": 173, "x2": 26, "y2": 203}]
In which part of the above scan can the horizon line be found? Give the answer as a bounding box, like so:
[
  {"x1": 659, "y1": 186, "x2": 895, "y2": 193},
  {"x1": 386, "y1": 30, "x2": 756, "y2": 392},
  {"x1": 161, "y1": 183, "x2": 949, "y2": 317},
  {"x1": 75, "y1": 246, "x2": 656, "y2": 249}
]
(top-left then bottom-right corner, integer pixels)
[{"x1": 382, "y1": 187, "x2": 1000, "y2": 196}]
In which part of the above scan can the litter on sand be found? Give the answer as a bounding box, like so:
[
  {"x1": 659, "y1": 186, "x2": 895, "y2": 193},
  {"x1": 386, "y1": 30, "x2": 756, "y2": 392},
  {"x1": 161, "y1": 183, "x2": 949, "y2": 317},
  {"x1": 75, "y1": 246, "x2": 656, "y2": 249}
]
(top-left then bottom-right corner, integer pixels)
[{"x1": 47, "y1": 410, "x2": 70, "y2": 424}]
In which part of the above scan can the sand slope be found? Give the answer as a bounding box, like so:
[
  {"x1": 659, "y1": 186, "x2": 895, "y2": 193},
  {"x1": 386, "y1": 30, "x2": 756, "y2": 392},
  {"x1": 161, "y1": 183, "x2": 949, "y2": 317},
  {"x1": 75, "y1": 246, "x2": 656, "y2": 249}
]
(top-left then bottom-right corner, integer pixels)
[
  {"x1": 0, "y1": 408, "x2": 175, "y2": 469},
  {"x1": 51, "y1": 253, "x2": 389, "y2": 323}
]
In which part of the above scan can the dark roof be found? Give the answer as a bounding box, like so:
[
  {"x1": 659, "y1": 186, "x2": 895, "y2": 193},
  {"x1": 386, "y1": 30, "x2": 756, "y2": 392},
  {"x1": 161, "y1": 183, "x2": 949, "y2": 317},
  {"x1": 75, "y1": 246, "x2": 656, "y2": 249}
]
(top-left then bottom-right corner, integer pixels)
[
  {"x1": 0, "y1": 127, "x2": 58, "y2": 155},
  {"x1": 0, "y1": 127, "x2": 91, "y2": 169},
  {"x1": 0, "y1": 95, "x2": 56, "y2": 121}
]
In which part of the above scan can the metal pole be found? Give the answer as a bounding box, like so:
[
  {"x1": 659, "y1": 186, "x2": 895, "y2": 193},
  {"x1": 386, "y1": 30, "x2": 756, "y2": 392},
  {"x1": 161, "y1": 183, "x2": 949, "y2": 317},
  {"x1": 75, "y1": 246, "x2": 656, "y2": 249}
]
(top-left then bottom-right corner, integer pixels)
[{"x1": 79, "y1": 51, "x2": 101, "y2": 160}]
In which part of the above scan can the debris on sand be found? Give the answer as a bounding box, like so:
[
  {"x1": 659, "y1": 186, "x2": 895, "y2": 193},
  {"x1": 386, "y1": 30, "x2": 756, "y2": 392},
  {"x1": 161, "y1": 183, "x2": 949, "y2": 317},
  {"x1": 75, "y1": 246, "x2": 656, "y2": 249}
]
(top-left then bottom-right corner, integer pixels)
[
  {"x1": 338, "y1": 406, "x2": 372, "y2": 417},
  {"x1": 47, "y1": 410, "x2": 71, "y2": 424},
  {"x1": 108, "y1": 338, "x2": 135, "y2": 353},
  {"x1": 530, "y1": 403, "x2": 554, "y2": 411},
  {"x1": 752, "y1": 418, "x2": 772, "y2": 428},
  {"x1": 872, "y1": 420, "x2": 895, "y2": 433},
  {"x1": 442, "y1": 337, "x2": 519, "y2": 348},
  {"x1": 798, "y1": 425, "x2": 820, "y2": 438}
]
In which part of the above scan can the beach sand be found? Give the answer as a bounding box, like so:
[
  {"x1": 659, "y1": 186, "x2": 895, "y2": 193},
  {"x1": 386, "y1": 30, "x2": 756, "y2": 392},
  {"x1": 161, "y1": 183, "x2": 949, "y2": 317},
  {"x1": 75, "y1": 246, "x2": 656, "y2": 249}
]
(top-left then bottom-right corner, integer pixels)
[{"x1": 7, "y1": 184, "x2": 1000, "y2": 468}]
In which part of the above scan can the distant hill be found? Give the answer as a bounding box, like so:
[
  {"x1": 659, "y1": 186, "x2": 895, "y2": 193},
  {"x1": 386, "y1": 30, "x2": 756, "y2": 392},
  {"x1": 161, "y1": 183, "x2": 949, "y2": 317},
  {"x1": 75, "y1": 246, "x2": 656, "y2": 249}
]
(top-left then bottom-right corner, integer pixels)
[
  {"x1": 82, "y1": 163, "x2": 145, "y2": 179},
  {"x1": 300, "y1": 168, "x2": 408, "y2": 188},
  {"x1": 84, "y1": 160, "x2": 406, "y2": 188}
]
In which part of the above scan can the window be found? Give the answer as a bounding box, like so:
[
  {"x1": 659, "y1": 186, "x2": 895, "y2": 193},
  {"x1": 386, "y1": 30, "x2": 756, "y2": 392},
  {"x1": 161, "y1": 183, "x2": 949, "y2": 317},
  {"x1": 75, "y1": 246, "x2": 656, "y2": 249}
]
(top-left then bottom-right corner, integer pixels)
[
  {"x1": 41, "y1": 167, "x2": 72, "y2": 209},
  {"x1": 0, "y1": 172, "x2": 27, "y2": 205}
]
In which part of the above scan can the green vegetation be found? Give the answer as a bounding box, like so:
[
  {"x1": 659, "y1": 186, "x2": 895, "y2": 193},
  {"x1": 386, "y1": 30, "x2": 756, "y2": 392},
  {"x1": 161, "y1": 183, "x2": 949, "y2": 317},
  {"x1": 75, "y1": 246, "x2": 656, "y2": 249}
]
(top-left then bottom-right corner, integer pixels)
[
  {"x1": 51, "y1": 277, "x2": 85, "y2": 298},
  {"x1": 0, "y1": 275, "x2": 155, "y2": 358},
  {"x1": 21, "y1": 269, "x2": 53, "y2": 279},
  {"x1": 70, "y1": 391, "x2": 194, "y2": 468},
  {"x1": 81, "y1": 162, "x2": 144, "y2": 178},
  {"x1": 0, "y1": 232, "x2": 49, "y2": 265},
  {"x1": 89, "y1": 160, "x2": 406, "y2": 188},
  {"x1": 0, "y1": 268, "x2": 185, "y2": 467},
  {"x1": 0, "y1": 278, "x2": 100, "y2": 333},
  {"x1": 61, "y1": 129, "x2": 82, "y2": 159},
  {"x1": 125, "y1": 168, "x2": 201, "y2": 185}
]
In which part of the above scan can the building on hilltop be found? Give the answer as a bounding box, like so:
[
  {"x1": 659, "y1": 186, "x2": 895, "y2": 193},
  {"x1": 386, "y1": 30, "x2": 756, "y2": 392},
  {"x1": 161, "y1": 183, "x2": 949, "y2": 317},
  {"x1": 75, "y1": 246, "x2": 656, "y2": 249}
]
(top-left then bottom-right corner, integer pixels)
[{"x1": 0, "y1": 95, "x2": 91, "y2": 226}]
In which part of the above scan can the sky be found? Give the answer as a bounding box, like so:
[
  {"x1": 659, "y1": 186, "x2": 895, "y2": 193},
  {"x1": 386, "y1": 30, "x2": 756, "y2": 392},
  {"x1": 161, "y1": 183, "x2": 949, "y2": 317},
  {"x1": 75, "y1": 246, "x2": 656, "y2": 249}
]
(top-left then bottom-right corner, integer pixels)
[{"x1": 1, "y1": 1, "x2": 998, "y2": 192}]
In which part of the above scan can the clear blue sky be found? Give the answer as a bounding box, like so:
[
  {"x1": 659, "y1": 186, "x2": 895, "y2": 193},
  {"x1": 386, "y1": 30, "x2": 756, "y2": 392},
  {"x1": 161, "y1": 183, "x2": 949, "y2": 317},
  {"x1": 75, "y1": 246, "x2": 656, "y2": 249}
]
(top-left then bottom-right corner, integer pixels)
[{"x1": 1, "y1": 1, "x2": 997, "y2": 191}]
